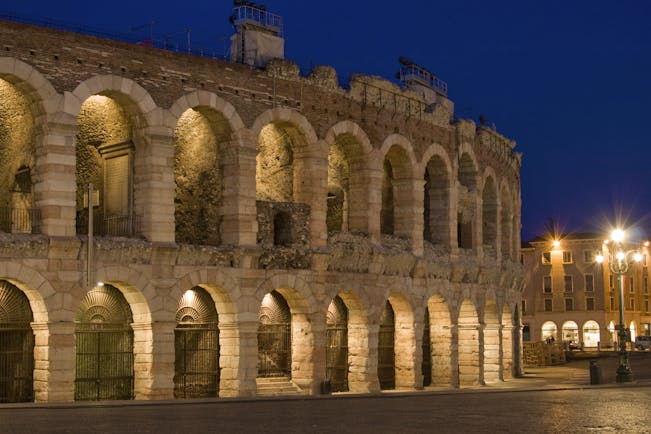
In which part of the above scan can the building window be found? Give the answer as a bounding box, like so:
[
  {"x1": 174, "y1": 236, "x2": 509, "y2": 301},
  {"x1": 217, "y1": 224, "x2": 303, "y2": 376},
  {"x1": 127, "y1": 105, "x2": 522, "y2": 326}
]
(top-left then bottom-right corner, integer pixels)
[
  {"x1": 542, "y1": 252, "x2": 551, "y2": 264},
  {"x1": 562, "y1": 251, "x2": 573, "y2": 264},
  {"x1": 644, "y1": 276, "x2": 648, "y2": 294},
  {"x1": 565, "y1": 298, "x2": 573, "y2": 311},
  {"x1": 630, "y1": 298, "x2": 635, "y2": 310},
  {"x1": 564, "y1": 275, "x2": 573, "y2": 292},
  {"x1": 609, "y1": 274, "x2": 614, "y2": 290},
  {"x1": 630, "y1": 277, "x2": 635, "y2": 293},
  {"x1": 586, "y1": 297, "x2": 595, "y2": 311},
  {"x1": 610, "y1": 297, "x2": 615, "y2": 310},
  {"x1": 584, "y1": 274, "x2": 594, "y2": 292},
  {"x1": 543, "y1": 275, "x2": 552, "y2": 293},
  {"x1": 544, "y1": 299, "x2": 552, "y2": 312},
  {"x1": 645, "y1": 299, "x2": 649, "y2": 314},
  {"x1": 521, "y1": 299, "x2": 526, "y2": 315},
  {"x1": 583, "y1": 250, "x2": 594, "y2": 263}
]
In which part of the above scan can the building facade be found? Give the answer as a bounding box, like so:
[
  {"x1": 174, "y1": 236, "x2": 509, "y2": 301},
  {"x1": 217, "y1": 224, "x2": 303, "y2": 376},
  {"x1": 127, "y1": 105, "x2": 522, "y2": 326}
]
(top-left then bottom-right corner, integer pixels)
[
  {"x1": 0, "y1": 13, "x2": 523, "y2": 403},
  {"x1": 522, "y1": 233, "x2": 650, "y2": 349}
]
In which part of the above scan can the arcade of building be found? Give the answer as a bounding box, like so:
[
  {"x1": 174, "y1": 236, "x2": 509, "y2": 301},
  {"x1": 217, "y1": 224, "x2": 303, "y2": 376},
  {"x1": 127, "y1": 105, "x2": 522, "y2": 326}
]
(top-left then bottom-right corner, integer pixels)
[{"x1": 0, "y1": 19, "x2": 523, "y2": 402}]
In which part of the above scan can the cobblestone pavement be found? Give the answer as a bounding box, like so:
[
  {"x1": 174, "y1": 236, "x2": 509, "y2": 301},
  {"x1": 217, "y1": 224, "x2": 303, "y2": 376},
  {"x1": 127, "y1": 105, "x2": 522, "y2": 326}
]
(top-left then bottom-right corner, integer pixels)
[{"x1": 2, "y1": 352, "x2": 651, "y2": 434}]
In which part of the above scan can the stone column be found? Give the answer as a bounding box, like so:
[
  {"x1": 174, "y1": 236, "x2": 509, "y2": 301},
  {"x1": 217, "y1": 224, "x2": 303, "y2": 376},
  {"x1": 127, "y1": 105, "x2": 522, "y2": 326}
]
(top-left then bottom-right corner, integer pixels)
[
  {"x1": 221, "y1": 129, "x2": 258, "y2": 247},
  {"x1": 218, "y1": 322, "x2": 242, "y2": 397},
  {"x1": 366, "y1": 323, "x2": 381, "y2": 393},
  {"x1": 147, "y1": 321, "x2": 175, "y2": 400},
  {"x1": 364, "y1": 164, "x2": 384, "y2": 243},
  {"x1": 393, "y1": 178, "x2": 424, "y2": 256},
  {"x1": 36, "y1": 120, "x2": 77, "y2": 237},
  {"x1": 293, "y1": 141, "x2": 328, "y2": 248},
  {"x1": 501, "y1": 324, "x2": 514, "y2": 380},
  {"x1": 32, "y1": 321, "x2": 75, "y2": 402},
  {"x1": 458, "y1": 323, "x2": 480, "y2": 387},
  {"x1": 347, "y1": 322, "x2": 377, "y2": 393},
  {"x1": 131, "y1": 321, "x2": 153, "y2": 400},
  {"x1": 136, "y1": 126, "x2": 175, "y2": 243},
  {"x1": 290, "y1": 312, "x2": 317, "y2": 394},
  {"x1": 483, "y1": 323, "x2": 501, "y2": 383},
  {"x1": 430, "y1": 324, "x2": 454, "y2": 387},
  {"x1": 237, "y1": 320, "x2": 259, "y2": 397}
]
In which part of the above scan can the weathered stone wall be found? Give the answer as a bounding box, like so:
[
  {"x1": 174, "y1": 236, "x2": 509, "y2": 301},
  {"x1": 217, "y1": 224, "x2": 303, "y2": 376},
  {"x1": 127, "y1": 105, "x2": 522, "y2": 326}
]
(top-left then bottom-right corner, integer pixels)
[{"x1": 0, "y1": 19, "x2": 525, "y2": 402}]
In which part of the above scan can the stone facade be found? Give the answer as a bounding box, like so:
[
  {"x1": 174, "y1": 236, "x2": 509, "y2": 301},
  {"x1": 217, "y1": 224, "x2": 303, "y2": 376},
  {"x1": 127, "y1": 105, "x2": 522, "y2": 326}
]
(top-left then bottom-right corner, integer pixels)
[{"x1": 0, "y1": 18, "x2": 523, "y2": 402}]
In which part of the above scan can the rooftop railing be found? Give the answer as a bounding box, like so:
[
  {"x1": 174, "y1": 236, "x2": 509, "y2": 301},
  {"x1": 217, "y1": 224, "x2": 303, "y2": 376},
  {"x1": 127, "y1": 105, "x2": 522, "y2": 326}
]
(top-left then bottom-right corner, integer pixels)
[{"x1": 231, "y1": 5, "x2": 282, "y2": 35}]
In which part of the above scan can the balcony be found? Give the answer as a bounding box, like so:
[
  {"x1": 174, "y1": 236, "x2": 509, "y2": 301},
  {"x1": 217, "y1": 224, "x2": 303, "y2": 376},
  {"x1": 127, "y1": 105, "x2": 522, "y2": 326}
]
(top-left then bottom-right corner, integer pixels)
[{"x1": 76, "y1": 211, "x2": 142, "y2": 238}]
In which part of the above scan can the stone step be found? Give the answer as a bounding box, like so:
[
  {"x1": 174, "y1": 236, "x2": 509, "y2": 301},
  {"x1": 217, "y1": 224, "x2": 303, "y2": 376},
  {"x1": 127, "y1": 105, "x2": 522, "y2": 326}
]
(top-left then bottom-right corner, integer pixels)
[{"x1": 256, "y1": 377, "x2": 304, "y2": 396}]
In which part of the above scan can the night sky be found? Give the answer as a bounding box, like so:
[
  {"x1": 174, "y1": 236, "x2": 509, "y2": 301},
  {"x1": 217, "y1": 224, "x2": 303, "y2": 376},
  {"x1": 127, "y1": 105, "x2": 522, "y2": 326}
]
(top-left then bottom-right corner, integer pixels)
[{"x1": 4, "y1": 0, "x2": 651, "y2": 242}]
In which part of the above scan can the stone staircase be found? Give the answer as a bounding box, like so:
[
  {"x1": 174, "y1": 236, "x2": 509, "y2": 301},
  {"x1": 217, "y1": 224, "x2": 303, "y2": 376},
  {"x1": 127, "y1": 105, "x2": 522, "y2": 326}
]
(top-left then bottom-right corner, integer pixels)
[{"x1": 256, "y1": 376, "x2": 305, "y2": 397}]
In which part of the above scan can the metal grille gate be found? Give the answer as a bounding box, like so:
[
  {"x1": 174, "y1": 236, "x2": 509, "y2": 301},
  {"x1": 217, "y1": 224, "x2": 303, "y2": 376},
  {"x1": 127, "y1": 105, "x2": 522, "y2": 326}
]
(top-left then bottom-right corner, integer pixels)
[
  {"x1": 422, "y1": 308, "x2": 431, "y2": 387},
  {"x1": 75, "y1": 284, "x2": 134, "y2": 401},
  {"x1": 378, "y1": 301, "x2": 395, "y2": 390},
  {"x1": 326, "y1": 295, "x2": 348, "y2": 392},
  {"x1": 258, "y1": 290, "x2": 291, "y2": 377},
  {"x1": 0, "y1": 281, "x2": 34, "y2": 403},
  {"x1": 174, "y1": 287, "x2": 219, "y2": 398}
]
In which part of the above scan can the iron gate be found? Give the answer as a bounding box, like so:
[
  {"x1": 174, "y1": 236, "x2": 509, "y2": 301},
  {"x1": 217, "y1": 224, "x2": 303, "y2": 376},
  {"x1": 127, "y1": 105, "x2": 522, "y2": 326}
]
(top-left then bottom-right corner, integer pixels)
[
  {"x1": 75, "y1": 284, "x2": 134, "y2": 401},
  {"x1": 0, "y1": 281, "x2": 34, "y2": 403},
  {"x1": 422, "y1": 308, "x2": 431, "y2": 387},
  {"x1": 258, "y1": 290, "x2": 291, "y2": 377},
  {"x1": 174, "y1": 287, "x2": 220, "y2": 398},
  {"x1": 75, "y1": 327, "x2": 134, "y2": 401},
  {"x1": 326, "y1": 296, "x2": 348, "y2": 392},
  {"x1": 378, "y1": 301, "x2": 395, "y2": 390}
]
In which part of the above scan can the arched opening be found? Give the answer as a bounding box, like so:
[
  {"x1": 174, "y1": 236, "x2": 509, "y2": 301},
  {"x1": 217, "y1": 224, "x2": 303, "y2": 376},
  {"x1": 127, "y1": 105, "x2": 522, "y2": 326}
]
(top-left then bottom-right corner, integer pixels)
[
  {"x1": 273, "y1": 211, "x2": 292, "y2": 246},
  {"x1": 582, "y1": 320, "x2": 600, "y2": 349},
  {"x1": 326, "y1": 295, "x2": 348, "y2": 392},
  {"x1": 76, "y1": 94, "x2": 139, "y2": 237},
  {"x1": 327, "y1": 141, "x2": 349, "y2": 233},
  {"x1": 380, "y1": 159, "x2": 395, "y2": 235},
  {"x1": 608, "y1": 321, "x2": 616, "y2": 347},
  {"x1": 0, "y1": 78, "x2": 36, "y2": 234},
  {"x1": 174, "y1": 287, "x2": 219, "y2": 398},
  {"x1": 561, "y1": 321, "x2": 579, "y2": 347},
  {"x1": 257, "y1": 290, "x2": 291, "y2": 378},
  {"x1": 482, "y1": 177, "x2": 497, "y2": 256},
  {"x1": 423, "y1": 155, "x2": 450, "y2": 249},
  {"x1": 630, "y1": 321, "x2": 637, "y2": 343},
  {"x1": 522, "y1": 324, "x2": 531, "y2": 341},
  {"x1": 541, "y1": 321, "x2": 558, "y2": 341},
  {"x1": 74, "y1": 284, "x2": 134, "y2": 401},
  {"x1": 483, "y1": 299, "x2": 500, "y2": 383},
  {"x1": 457, "y1": 153, "x2": 477, "y2": 250},
  {"x1": 458, "y1": 299, "x2": 479, "y2": 386},
  {"x1": 377, "y1": 300, "x2": 395, "y2": 390},
  {"x1": 0, "y1": 281, "x2": 34, "y2": 403},
  {"x1": 174, "y1": 107, "x2": 231, "y2": 246},
  {"x1": 427, "y1": 295, "x2": 453, "y2": 386},
  {"x1": 500, "y1": 187, "x2": 512, "y2": 260},
  {"x1": 256, "y1": 123, "x2": 299, "y2": 202},
  {"x1": 421, "y1": 308, "x2": 431, "y2": 387}
]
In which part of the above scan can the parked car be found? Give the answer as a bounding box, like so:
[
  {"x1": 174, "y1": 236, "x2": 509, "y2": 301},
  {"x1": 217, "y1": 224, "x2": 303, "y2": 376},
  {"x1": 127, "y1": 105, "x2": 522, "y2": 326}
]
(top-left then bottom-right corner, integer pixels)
[{"x1": 635, "y1": 336, "x2": 651, "y2": 350}]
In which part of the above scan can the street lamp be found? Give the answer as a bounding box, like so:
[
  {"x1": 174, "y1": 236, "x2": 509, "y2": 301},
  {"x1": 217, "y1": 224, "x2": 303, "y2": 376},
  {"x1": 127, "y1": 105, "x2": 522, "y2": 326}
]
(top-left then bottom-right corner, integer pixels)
[{"x1": 595, "y1": 228, "x2": 646, "y2": 382}]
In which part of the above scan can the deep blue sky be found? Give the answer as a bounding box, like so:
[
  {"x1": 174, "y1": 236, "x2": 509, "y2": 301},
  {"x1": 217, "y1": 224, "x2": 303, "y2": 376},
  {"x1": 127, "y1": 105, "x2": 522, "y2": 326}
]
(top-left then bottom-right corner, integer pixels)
[{"x1": 5, "y1": 1, "x2": 651, "y2": 241}]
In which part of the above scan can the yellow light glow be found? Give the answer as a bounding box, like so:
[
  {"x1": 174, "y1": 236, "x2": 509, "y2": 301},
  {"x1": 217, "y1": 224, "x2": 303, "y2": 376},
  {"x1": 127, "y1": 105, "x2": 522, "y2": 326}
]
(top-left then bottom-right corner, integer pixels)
[
  {"x1": 611, "y1": 229, "x2": 625, "y2": 242},
  {"x1": 595, "y1": 254, "x2": 604, "y2": 264},
  {"x1": 616, "y1": 251, "x2": 626, "y2": 261},
  {"x1": 634, "y1": 252, "x2": 643, "y2": 262},
  {"x1": 96, "y1": 281, "x2": 104, "y2": 287},
  {"x1": 552, "y1": 240, "x2": 560, "y2": 248},
  {"x1": 645, "y1": 241, "x2": 650, "y2": 247}
]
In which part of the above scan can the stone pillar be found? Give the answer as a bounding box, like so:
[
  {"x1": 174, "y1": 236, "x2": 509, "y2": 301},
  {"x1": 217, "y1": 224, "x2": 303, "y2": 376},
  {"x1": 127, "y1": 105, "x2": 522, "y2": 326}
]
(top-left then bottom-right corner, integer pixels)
[
  {"x1": 347, "y1": 322, "x2": 376, "y2": 393},
  {"x1": 147, "y1": 321, "x2": 175, "y2": 400},
  {"x1": 501, "y1": 324, "x2": 514, "y2": 380},
  {"x1": 483, "y1": 323, "x2": 501, "y2": 383},
  {"x1": 290, "y1": 312, "x2": 317, "y2": 394},
  {"x1": 32, "y1": 321, "x2": 75, "y2": 402},
  {"x1": 394, "y1": 314, "x2": 418, "y2": 390},
  {"x1": 131, "y1": 321, "x2": 153, "y2": 400},
  {"x1": 36, "y1": 120, "x2": 77, "y2": 237},
  {"x1": 430, "y1": 324, "x2": 454, "y2": 387},
  {"x1": 221, "y1": 129, "x2": 258, "y2": 246},
  {"x1": 218, "y1": 322, "x2": 243, "y2": 397},
  {"x1": 393, "y1": 178, "x2": 424, "y2": 256},
  {"x1": 366, "y1": 323, "x2": 381, "y2": 393},
  {"x1": 364, "y1": 164, "x2": 384, "y2": 243},
  {"x1": 136, "y1": 127, "x2": 175, "y2": 243},
  {"x1": 293, "y1": 141, "x2": 328, "y2": 248},
  {"x1": 458, "y1": 323, "x2": 480, "y2": 387},
  {"x1": 238, "y1": 320, "x2": 259, "y2": 397}
]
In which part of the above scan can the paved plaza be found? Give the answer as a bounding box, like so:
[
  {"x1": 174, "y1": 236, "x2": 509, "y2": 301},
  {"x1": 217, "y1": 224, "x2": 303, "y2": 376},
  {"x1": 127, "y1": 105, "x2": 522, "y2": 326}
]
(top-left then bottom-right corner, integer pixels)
[{"x1": 2, "y1": 352, "x2": 651, "y2": 434}]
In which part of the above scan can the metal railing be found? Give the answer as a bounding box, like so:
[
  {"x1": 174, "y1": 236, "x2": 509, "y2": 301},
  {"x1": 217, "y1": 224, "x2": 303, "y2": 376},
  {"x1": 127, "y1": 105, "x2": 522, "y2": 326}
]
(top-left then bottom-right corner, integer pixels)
[
  {"x1": 76, "y1": 211, "x2": 142, "y2": 238},
  {"x1": 399, "y1": 64, "x2": 448, "y2": 96},
  {"x1": 0, "y1": 207, "x2": 40, "y2": 234},
  {"x1": 231, "y1": 5, "x2": 282, "y2": 35}
]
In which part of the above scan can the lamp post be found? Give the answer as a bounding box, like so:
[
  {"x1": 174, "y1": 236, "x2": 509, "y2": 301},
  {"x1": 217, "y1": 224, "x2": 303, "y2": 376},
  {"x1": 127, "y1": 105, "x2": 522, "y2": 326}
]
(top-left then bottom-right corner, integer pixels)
[{"x1": 595, "y1": 229, "x2": 646, "y2": 383}]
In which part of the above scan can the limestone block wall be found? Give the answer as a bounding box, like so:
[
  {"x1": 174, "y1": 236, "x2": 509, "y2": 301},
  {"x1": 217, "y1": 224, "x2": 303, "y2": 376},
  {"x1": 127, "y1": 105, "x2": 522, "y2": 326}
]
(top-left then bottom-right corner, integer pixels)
[{"x1": 0, "y1": 19, "x2": 525, "y2": 403}]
